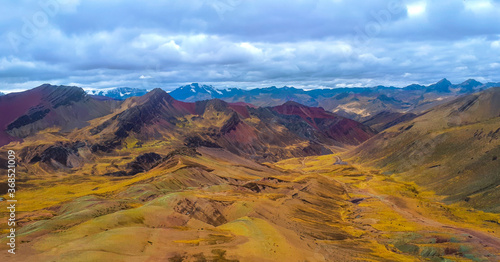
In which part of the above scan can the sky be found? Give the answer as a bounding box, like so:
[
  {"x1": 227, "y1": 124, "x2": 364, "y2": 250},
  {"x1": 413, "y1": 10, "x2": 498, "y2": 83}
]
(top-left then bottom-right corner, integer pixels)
[{"x1": 1, "y1": 0, "x2": 500, "y2": 93}]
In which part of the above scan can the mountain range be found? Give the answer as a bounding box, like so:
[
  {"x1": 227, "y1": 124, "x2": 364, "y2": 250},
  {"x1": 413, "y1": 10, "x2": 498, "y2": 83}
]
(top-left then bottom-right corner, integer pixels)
[
  {"x1": 0, "y1": 84, "x2": 375, "y2": 158},
  {"x1": 86, "y1": 87, "x2": 149, "y2": 100},
  {"x1": 78, "y1": 79, "x2": 500, "y2": 125},
  {"x1": 1, "y1": 83, "x2": 499, "y2": 261},
  {"x1": 167, "y1": 79, "x2": 500, "y2": 122}
]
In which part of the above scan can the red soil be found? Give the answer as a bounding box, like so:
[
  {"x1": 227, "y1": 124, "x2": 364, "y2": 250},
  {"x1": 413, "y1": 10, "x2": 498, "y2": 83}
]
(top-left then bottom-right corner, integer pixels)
[{"x1": 0, "y1": 89, "x2": 44, "y2": 146}]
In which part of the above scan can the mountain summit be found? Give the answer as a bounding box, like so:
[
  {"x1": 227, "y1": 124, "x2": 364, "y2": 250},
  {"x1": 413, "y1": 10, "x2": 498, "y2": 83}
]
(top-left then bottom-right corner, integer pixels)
[
  {"x1": 169, "y1": 83, "x2": 224, "y2": 101},
  {"x1": 0, "y1": 84, "x2": 119, "y2": 146},
  {"x1": 426, "y1": 78, "x2": 453, "y2": 93}
]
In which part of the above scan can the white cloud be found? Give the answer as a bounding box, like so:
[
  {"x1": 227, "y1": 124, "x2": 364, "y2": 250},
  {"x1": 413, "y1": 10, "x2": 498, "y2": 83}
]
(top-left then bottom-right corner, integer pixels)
[
  {"x1": 407, "y1": 1, "x2": 426, "y2": 17},
  {"x1": 1, "y1": 0, "x2": 500, "y2": 91},
  {"x1": 464, "y1": 0, "x2": 494, "y2": 12}
]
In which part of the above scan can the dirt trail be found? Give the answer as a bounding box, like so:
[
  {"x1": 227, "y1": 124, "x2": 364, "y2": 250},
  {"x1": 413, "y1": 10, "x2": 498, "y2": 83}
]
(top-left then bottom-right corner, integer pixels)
[
  {"x1": 290, "y1": 158, "x2": 500, "y2": 260},
  {"x1": 356, "y1": 186, "x2": 500, "y2": 254}
]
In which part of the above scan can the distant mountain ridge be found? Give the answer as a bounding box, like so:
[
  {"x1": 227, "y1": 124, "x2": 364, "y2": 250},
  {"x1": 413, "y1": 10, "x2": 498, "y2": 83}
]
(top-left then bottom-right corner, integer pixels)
[
  {"x1": 166, "y1": 79, "x2": 498, "y2": 122},
  {"x1": 169, "y1": 78, "x2": 495, "y2": 102},
  {"x1": 168, "y1": 83, "x2": 225, "y2": 101},
  {"x1": 82, "y1": 79, "x2": 498, "y2": 106},
  {"x1": 86, "y1": 87, "x2": 148, "y2": 100}
]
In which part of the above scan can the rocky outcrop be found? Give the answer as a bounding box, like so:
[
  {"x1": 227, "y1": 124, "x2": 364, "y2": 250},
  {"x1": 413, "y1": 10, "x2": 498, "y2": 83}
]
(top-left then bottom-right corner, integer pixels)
[{"x1": 24, "y1": 141, "x2": 86, "y2": 169}]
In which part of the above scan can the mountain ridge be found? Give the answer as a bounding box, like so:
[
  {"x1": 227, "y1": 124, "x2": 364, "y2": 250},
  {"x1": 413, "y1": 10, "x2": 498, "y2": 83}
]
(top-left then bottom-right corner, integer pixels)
[
  {"x1": 165, "y1": 79, "x2": 498, "y2": 122},
  {"x1": 348, "y1": 87, "x2": 500, "y2": 212},
  {"x1": 86, "y1": 87, "x2": 148, "y2": 100},
  {"x1": 2, "y1": 84, "x2": 375, "y2": 164},
  {"x1": 0, "y1": 84, "x2": 121, "y2": 147}
]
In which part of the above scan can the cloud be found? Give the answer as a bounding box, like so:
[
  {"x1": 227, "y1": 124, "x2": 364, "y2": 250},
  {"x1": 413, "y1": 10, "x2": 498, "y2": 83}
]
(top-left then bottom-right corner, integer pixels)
[{"x1": 0, "y1": 0, "x2": 500, "y2": 92}]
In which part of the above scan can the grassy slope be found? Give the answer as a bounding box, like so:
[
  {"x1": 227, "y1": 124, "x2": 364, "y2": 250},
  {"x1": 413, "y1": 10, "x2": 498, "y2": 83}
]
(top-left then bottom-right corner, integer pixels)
[
  {"x1": 348, "y1": 88, "x2": 500, "y2": 212},
  {"x1": 275, "y1": 154, "x2": 500, "y2": 262},
  {"x1": 2, "y1": 147, "x2": 499, "y2": 261}
]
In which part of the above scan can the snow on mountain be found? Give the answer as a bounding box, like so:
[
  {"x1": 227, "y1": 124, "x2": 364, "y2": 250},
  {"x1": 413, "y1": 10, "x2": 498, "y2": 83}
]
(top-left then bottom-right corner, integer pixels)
[{"x1": 85, "y1": 87, "x2": 149, "y2": 100}]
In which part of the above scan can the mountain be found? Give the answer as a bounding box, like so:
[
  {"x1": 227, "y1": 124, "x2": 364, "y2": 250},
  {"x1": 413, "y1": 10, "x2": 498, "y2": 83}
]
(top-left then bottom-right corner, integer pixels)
[
  {"x1": 0, "y1": 92, "x2": 4, "y2": 96},
  {"x1": 169, "y1": 83, "x2": 225, "y2": 101},
  {"x1": 168, "y1": 79, "x2": 497, "y2": 123},
  {"x1": 455, "y1": 78, "x2": 483, "y2": 93},
  {"x1": 86, "y1": 87, "x2": 148, "y2": 100},
  {"x1": 484, "y1": 82, "x2": 500, "y2": 88},
  {"x1": 1, "y1": 85, "x2": 375, "y2": 173},
  {"x1": 362, "y1": 111, "x2": 418, "y2": 132},
  {"x1": 0, "y1": 84, "x2": 120, "y2": 147},
  {"x1": 1, "y1": 85, "x2": 499, "y2": 262},
  {"x1": 403, "y1": 83, "x2": 426, "y2": 90},
  {"x1": 76, "y1": 89, "x2": 376, "y2": 163},
  {"x1": 77, "y1": 79, "x2": 499, "y2": 125},
  {"x1": 270, "y1": 101, "x2": 375, "y2": 145},
  {"x1": 349, "y1": 87, "x2": 500, "y2": 212},
  {"x1": 425, "y1": 78, "x2": 452, "y2": 93}
]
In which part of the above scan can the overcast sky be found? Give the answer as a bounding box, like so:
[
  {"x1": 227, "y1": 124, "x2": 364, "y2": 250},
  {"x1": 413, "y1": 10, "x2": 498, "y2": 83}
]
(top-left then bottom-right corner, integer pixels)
[{"x1": 1, "y1": 0, "x2": 500, "y2": 92}]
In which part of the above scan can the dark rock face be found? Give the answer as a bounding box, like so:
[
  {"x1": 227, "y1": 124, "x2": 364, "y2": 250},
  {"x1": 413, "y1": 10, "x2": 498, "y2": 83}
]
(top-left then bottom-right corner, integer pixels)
[
  {"x1": 7, "y1": 109, "x2": 50, "y2": 131},
  {"x1": 220, "y1": 113, "x2": 241, "y2": 134},
  {"x1": 89, "y1": 115, "x2": 116, "y2": 135},
  {"x1": 103, "y1": 171, "x2": 128, "y2": 177},
  {"x1": 104, "y1": 148, "x2": 201, "y2": 177},
  {"x1": 165, "y1": 147, "x2": 201, "y2": 159},
  {"x1": 126, "y1": 152, "x2": 163, "y2": 176},
  {"x1": 457, "y1": 95, "x2": 479, "y2": 112},
  {"x1": 41, "y1": 147, "x2": 71, "y2": 165},
  {"x1": 301, "y1": 143, "x2": 333, "y2": 155},
  {"x1": 195, "y1": 99, "x2": 229, "y2": 115},
  {"x1": 26, "y1": 141, "x2": 86, "y2": 168},
  {"x1": 90, "y1": 139, "x2": 122, "y2": 153},
  {"x1": 38, "y1": 84, "x2": 88, "y2": 108},
  {"x1": 184, "y1": 136, "x2": 221, "y2": 148},
  {"x1": 113, "y1": 89, "x2": 181, "y2": 139}
]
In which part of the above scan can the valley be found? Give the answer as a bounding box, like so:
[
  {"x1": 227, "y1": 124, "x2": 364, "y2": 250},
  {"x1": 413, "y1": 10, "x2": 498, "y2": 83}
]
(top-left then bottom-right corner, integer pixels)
[{"x1": 1, "y1": 147, "x2": 499, "y2": 261}]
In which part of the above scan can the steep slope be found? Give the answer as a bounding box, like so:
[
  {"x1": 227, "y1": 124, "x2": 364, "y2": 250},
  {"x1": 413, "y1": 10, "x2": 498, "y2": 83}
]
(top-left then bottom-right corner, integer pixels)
[
  {"x1": 89, "y1": 88, "x2": 195, "y2": 141},
  {"x1": 3, "y1": 87, "x2": 375, "y2": 177},
  {"x1": 362, "y1": 111, "x2": 418, "y2": 132},
  {"x1": 0, "y1": 84, "x2": 120, "y2": 146},
  {"x1": 270, "y1": 101, "x2": 376, "y2": 145},
  {"x1": 69, "y1": 89, "x2": 376, "y2": 163},
  {"x1": 349, "y1": 87, "x2": 500, "y2": 212}
]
